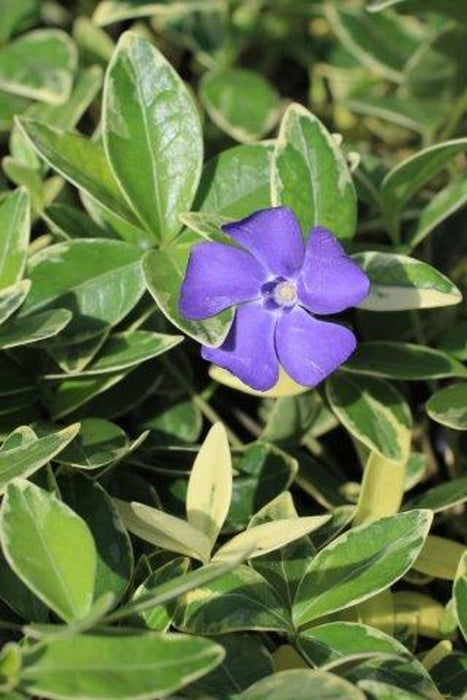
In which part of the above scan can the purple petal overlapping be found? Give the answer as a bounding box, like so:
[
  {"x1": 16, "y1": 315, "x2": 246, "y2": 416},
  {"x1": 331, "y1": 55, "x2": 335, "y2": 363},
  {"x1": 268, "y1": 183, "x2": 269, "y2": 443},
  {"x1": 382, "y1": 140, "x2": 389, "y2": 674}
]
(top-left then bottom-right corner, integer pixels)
[{"x1": 179, "y1": 207, "x2": 369, "y2": 391}]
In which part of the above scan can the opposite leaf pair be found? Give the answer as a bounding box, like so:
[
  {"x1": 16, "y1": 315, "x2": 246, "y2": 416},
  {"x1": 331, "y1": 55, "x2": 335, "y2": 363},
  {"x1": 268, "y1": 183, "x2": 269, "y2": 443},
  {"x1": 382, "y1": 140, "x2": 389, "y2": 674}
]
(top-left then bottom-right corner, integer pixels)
[{"x1": 115, "y1": 423, "x2": 331, "y2": 564}]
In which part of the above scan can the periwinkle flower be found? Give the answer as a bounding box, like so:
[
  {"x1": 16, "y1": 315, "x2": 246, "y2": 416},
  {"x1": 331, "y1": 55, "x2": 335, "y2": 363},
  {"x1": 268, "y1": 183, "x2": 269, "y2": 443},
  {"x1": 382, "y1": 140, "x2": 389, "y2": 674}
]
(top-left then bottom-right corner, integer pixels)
[{"x1": 179, "y1": 207, "x2": 369, "y2": 391}]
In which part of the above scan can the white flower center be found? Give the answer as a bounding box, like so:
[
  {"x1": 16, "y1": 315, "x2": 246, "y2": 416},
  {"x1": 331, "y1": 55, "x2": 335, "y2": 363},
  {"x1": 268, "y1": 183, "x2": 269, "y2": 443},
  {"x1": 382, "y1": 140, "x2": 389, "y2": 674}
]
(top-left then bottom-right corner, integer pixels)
[{"x1": 273, "y1": 280, "x2": 298, "y2": 307}]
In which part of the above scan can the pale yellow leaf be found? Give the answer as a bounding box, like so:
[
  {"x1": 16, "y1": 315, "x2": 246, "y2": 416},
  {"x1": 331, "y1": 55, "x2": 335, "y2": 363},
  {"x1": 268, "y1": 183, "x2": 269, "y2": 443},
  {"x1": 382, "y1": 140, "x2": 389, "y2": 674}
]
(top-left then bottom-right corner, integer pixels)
[
  {"x1": 114, "y1": 499, "x2": 211, "y2": 564},
  {"x1": 186, "y1": 422, "x2": 232, "y2": 549},
  {"x1": 413, "y1": 535, "x2": 466, "y2": 580},
  {"x1": 212, "y1": 515, "x2": 330, "y2": 562}
]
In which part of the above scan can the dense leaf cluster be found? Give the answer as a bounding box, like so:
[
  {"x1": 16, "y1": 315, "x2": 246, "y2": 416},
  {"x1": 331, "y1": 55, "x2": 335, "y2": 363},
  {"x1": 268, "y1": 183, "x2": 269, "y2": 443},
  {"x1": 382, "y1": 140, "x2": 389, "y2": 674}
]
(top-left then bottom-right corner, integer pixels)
[{"x1": 0, "y1": 1, "x2": 466, "y2": 699}]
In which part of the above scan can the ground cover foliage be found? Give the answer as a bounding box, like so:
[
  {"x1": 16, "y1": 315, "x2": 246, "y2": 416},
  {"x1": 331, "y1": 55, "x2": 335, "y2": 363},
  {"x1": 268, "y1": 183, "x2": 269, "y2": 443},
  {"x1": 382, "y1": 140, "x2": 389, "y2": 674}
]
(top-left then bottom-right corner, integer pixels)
[{"x1": 0, "y1": 0, "x2": 466, "y2": 698}]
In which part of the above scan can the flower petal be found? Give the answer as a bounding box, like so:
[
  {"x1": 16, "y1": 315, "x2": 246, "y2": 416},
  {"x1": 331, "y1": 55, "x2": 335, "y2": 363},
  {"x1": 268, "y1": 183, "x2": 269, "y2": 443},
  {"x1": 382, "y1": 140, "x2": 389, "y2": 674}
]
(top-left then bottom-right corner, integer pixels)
[
  {"x1": 179, "y1": 241, "x2": 266, "y2": 320},
  {"x1": 222, "y1": 207, "x2": 305, "y2": 277},
  {"x1": 202, "y1": 301, "x2": 279, "y2": 391},
  {"x1": 297, "y1": 227, "x2": 370, "y2": 315},
  {"x1": 276, "y1": 306, "x2": 356, "y2": 387}
]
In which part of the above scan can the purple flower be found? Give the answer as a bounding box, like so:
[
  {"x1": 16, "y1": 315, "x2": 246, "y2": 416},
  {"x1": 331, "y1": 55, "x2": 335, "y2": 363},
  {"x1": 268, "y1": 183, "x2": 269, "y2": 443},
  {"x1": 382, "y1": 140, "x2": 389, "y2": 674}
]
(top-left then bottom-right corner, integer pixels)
[{"x1": 179, "y1": 207, "x2": 369, "y2": 391}]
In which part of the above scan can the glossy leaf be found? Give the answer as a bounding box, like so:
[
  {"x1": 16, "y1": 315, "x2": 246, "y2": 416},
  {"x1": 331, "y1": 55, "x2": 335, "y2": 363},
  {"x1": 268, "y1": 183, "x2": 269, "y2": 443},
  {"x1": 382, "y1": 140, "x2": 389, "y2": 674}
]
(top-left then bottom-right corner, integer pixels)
[
  {"x1": 103, "y1": 32, "x2": 203, "y2": 240},
  {"x1": 177, "y1": 565, "x2": 292, "y2": 634},
  {"x1": 1, "y1": 479, "x2": 96, "y2": 622},
  {"x1": 45, "y1": 331, "x2": 183, "y2": 378},
  {"x1": 0, "y1": 280, "x2": 30, "y2": 326},
  {"x1": 272, "y1": 103, "x2": 357, "y2": 239},
  {"x1": 381, "y1": 138, "x2": 467, "y2": 218},
  {"x1": 240, "y1": 669, "x2": 365, "y2": 700},
  {"x1": 21, "y1": 239, "x2": 145, "y2": 344},
  {"x1": 59, "y1": 473, "x2": 133, "y2": 602},
  {"x1": 405, "y1": 476, "x2": 467, "y2": 513},
  {"x1": 195, "y1": 142, "x2": 273, "y2": 219},
  {"x1": 200, "y1": 68, "x2": 280, "y2": 142},
  {"x1": 326, "y1": 373, "x2": 412, "y2": 463},
  {"x1": 426, "y1": 383, "x2": 467, "y2": 430},
  {"x1": 54, "y1": 418, "x2": 128, "y2": 469},
  {"x1": 293, "y1": 510, "x2": 432, "y2": 627},
  {"x1": 345, "y1": 342, "x2": 467, "y2": 380},
  {"x1": 0, "y1": 423, "x2": 79, "y2": 494},
  {"x1": 18, "y1": 119, "x2": 141, "y2": 227},
  {"x1": 19, "y1": 632, "x2": 224, "y2": 699},
  {"x1": 0, "y1": 308, "x2": 71, "y2": 349},
  {"x1": 353, "y1": 252, "x2": 462, "y2": 311},
  {"x1": 0, "y1": 188, "x2": 29, "y2": 290}
]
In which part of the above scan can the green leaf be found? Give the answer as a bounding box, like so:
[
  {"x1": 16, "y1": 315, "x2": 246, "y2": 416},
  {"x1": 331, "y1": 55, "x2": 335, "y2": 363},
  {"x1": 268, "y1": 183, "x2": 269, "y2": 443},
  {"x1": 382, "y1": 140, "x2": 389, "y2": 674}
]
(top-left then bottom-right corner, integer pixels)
[
  {"x1": 59, "y1": 473, "x2": 133, "y2": 602},
  {"x1": 358, "y1": 680, "x2": 429, "y2": 699},
  {"x1": 115, "y1": 498, "x2": 212, "y2": 563},
  {"x1": 0, "y1": 188, "x2": 29, "y2": 289},
  {"x1": 381, "y1": 138, "x2": 467, "y2": 220},
  {"x1": 0, "y1": 479, "x2": 96, "y2": 622},
  {"x1": 353, "y1": 252, "x2": 462, "y2": 311},
  {"x1": 200, "y1": 68, "x2": 280, "y2": 142},
  {"x1": 297, "y1": 621, "x2": 411, "y2": 668},
  {"x1": 344, "y1": 96, "x2": 447, "y2": 137},
  {"x1": 293, "y1": 510, "x2": 433, "y2": 627},
  {"x1": 345, "y1": 342, "x2": 467, "y2": 380},
  {"x1": 133, "y1": 557, "x2": 189, "y2": 631},
  {"x1": 54, "y1": 418, "x2": 129, "y2": 469},
  {"x1": 21, "y1": 239, "x2": 145, "y2": 344},
  {"x1": 143, "y1": 240, "x2": 234, "y2": 347},
  {"x1": 239, "y1": 669, "x2": 365, "y2": 700},
  {"x1": 326, "y1": 373, "x2": 412, "y2": 463},
  {"x1": 19, "y1": 632, "x2": 224, "y2": 700},
  {"x1": 103, "y1": 32, "x2": 203, "y2": 241},
  {"x1": 426, "y1": 383, "x2": 467, "y2": 430},
  {"x1": 0, "y1": 423, "x2": 79, "y2": 494},
  {"x1": 430, "y1": 653, "x2": 467, "y2": 697},
  {"x1": 108, "y1": 555, "x2": 251, "y2": 623},
  {"x1": 45, "y1": 331, "x2": 183, "y2": 378},
  {"x1": 454, "y1": 552, "x2": 467, "y2": 641},
  {"x1": 0, "y1": 0, "x2": 39, "y2": 44},
  {"x1": 405, "y1": 476, "x2": 467, "y2": 513},
  {"x1": 191, "y1": 633, "x2": 273, "y2": 698},
  {"x1": 45, "y1": 372, "x2": 129, "y2": 421},
  {"x1": 272, "y1": 103, "x2": 357, "y2": 239},
  {"x1": 18, "y1": 119, "x2": 142, "y2": 227},
  {"x1": 0, "y1": 553, "x2": 47, "y2": 622},
  {"x1": 93, "y1": 0, "x2": 208, "y2": 25},
  {"x1": 226, "y1": 442, "x2": 297, "y2": 532},
  {"x1": 187, "y1": 422, "x2": 232, "y2": 548},
  {"x1": 42, "y1": 203, "x2": 110, "y2": 241},
  {"x1": 177, "y1": 565, "x2": 292, "y2": 634},
  {"x1": 439, "y1": 320, "x2": 467, "y2": 361},
  {"x1": 0, "y1": 29, "x2": 77, "y2": 104},
  {"x1": 11, "y1": 66, "x2": 103, "y2": 170},
  {"x1": 407, "y1": 176, "x2": 467, "y2": 251},
  {"x1": 195, "y1": 142, "x2": 273, "y2": 219},
  {"x1": 0, "y1": 308, "x2": 71, "y2": 349},
  {"x1": 325, "y1": 4, "x2": 418, "y2": 82}
]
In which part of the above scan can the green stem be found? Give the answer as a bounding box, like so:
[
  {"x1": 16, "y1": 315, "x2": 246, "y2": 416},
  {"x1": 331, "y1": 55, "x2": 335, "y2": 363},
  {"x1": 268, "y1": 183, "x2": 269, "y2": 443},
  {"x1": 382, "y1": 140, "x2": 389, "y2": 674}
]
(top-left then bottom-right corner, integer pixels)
[{"x1": 163, "y1": 359, "x2": 243, "y2": 448}]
